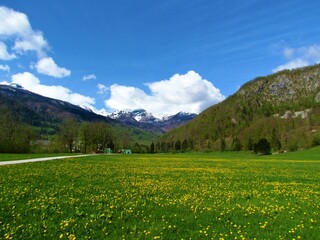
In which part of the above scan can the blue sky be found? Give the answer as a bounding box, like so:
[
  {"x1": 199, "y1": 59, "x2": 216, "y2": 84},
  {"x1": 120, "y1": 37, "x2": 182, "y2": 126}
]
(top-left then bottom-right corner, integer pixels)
[{"x1": 1, "y1": 1, "x2": 320, "y2": 117}]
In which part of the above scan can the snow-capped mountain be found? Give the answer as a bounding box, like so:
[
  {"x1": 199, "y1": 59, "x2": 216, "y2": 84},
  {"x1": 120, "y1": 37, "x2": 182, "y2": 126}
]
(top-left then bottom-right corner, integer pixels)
[
  {"x1": 9, "y1": 83, "x2": 24, "y2": 89},
  {"x1": 108, "y1": 109, "x2": 197, "y2": 132},
  {"x1": 158, "y1": 111, "x2": 198, "y2": 132},
  {"x1": 109, "y1": 109, "x2": 157, "y2": 123}
]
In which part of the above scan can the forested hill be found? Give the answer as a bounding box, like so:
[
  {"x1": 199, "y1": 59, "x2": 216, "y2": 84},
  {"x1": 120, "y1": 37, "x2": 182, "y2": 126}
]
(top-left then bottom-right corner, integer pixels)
[
  {"x1": 0, "y1": 84, "x2": 116, "y2": 134},
  {"x1": 156, "y1": 64, "x2": 320, "y2": 152}
]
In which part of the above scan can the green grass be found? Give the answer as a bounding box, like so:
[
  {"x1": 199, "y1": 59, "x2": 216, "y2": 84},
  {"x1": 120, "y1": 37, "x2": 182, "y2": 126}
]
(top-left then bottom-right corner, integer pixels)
[
  {"x1": 268, "y1": 146, "x2": 320, "y2": 160},
  {"x1": 0, "y1": 150, "x2": 319, "y2": 239},
  {"x1": 0, "y1": 153, "x2": 78, "y2": 162}
]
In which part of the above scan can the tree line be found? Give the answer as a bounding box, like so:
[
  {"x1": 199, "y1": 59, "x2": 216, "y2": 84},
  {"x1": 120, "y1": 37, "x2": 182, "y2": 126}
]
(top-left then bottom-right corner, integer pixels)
[
  {"x1": 2, "y1": 105, "x2": 320, "y2": 154},
  {"x1": 153, "y1": 137, "x2": 274, "y2": 155},
  {"x1": 0, "y1": 107, "x2": 35, "y2": 153},
  {"x1": 56, "y1": 118, "x2": 153, "y2": 154}
]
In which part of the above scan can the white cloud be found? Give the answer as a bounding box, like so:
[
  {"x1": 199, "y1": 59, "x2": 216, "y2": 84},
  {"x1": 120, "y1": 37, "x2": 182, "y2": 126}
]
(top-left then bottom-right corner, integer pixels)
[
  {"x1": 283, "y1": 47, "x2": 294, "y2": 59},
  {"x1": 0, "y1": 6, "x2": 67, "y2": 81},
  {"x1": 0, "y1": 42, "x2": 16, "y2": 60},
  {"x1": 36, "y1": 57, "x2": 71, "y2": 78},
  {"x1": 11, "y1": 72, "x2": 40, "y2": 87},
  {"x1": 0, "y1": 6, "x2": 48, "y2": 57},
  {"x1": 273, "y1": 44, "x2": 320, "y2": 73},
  {"x1": 0, "y1": 6, "x2": 31, "y2": 36},
  {"x1": 13, "y1": 32, "x2": 48, "y2": 57},
  {"x1": 83, "y1": 74, "x2": 96, "y2": 81},
  {"x1": 97, "y1": 83, "x2": 108, "y2": 94},
  {"x1": 301, "y1": 45, "x2": 320, "y2": 60},
  {"x1": 272, "y1": 59, "x2": 309, "y2": 73},
  {"x1": 105, "y1": 71, "x2": 225, "y2": 118},
  {"x1": 106, "y1": 85, "x2": 151, "y2": 109},
  {"x1": 0, "y1": 64, "x2": 10, "y2": 72},
  {"x1": 11, "y1": 72, "x2": 95, "y2": 108}
]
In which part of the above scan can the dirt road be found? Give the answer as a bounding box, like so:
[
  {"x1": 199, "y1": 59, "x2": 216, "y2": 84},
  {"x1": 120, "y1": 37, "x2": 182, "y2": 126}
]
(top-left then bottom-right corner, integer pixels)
[{"x1": 0, "y1": 154, "x2": 96, "y2": 166}]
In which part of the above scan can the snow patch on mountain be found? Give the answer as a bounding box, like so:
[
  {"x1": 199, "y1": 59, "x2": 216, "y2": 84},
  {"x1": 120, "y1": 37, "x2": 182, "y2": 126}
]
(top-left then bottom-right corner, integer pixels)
[
  {"x1": 107, "y1": 109, "x2": 195, "y2": 123},
  {"x1": 74, "y1": 105, "x2": 197, "y2": 133},
  {"x1": 106, "y1": 109, "x2": 197, "y2": 132}
]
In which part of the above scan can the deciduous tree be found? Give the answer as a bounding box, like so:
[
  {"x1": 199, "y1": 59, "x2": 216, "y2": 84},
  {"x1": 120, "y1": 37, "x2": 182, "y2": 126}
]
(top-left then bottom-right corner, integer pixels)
[
  {"x1": 59, "y1": 117, "x2": 79, "y2": 153},
  {"x1": 253, "y1": 138, "x2": 271, "y2": 155}
]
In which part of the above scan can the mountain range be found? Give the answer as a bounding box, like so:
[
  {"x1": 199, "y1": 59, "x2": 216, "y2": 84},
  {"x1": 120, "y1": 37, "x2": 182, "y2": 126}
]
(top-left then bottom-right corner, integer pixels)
[
  {"x1": 0, "y1": 84, "x2": 196, "y2": 137},
  {"x1": 107, "y1": 109, "x2": 197, "y2": 133}
]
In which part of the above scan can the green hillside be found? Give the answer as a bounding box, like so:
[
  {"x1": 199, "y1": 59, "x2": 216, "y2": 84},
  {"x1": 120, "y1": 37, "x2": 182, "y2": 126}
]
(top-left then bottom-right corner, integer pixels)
[
  {"x1": 0, "y1": 85, "x2": 159, "y2": 153},
  {"x1": 156, "y1": 64, "x2": 320, "y2": 152}
]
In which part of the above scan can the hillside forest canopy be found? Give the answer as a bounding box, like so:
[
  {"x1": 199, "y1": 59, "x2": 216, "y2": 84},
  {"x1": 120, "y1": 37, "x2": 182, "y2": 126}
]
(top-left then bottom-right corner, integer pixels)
[{"x1": 155, "y1": 65, "x2": 320, "y2": 154}]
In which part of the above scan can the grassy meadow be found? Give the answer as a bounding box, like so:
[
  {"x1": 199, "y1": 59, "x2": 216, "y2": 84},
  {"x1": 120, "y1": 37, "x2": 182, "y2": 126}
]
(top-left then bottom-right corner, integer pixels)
[{"x1": 0, "y1": 150, "x2": 319, "y2": 239}]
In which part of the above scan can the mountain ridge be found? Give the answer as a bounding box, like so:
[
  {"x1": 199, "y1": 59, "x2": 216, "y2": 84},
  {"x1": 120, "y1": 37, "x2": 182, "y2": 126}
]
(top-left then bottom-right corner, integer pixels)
[
  {"x1": 156, "y1": 64, "x2": 320, "y2": 152},
  {"x1": 0, "y1": 84, "x2": 116, "y2": 131},
  {"x1": 107, "y1": 108, "x2": 197, "y2": 133}
]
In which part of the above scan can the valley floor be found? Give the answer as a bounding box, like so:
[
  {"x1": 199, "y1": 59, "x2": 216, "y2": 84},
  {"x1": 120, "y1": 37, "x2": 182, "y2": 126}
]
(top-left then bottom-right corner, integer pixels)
[{"x1": 0, "y1": 150, "x2": 319, "y2": 239}]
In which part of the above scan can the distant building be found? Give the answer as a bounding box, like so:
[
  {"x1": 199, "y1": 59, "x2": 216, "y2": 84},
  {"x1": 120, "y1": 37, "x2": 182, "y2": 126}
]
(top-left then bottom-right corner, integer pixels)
[
  {"x1": 118, "y1": 149, "x2": 132, "y2": 154},
  {"x1": 104, "y1": 148, "x2": 113, "y2": 154}
]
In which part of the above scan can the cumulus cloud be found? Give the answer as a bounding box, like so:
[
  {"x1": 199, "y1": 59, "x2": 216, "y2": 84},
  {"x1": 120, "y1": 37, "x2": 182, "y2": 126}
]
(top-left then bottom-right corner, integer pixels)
[
  {"x1": 0, "y1": 64, "x2": 10, "y2": 72},
  {"x1": 105, "y1": 71, "x2": 225, "y2": 118},
  {"x1": 11, "y1": 72, "x2": 95, "y2": 108},
  {"x1": 83, "y1": 74, "x2": 96, "y2": 81},
  {"x1": 0, "y1": 42, "x2": 16, "y2": 60},
  {"x1": 0, "y1": 6, "x2": 70, "y2": 78},
  {"x1": 273, "y1": 44, "x2": 320, "y2": 72},
  {"x1": 12, "y1": 72, "x2": 39, "y2": 87},
  {"x1": 97, "y1": 83, "x2": 108, "y2": 95},
  {"x1": 0, "y1": 6, "x2": 31, "y2": 36},
  {"x1": 13, "y1": 32, "x2": 48, "y2": 56},
  {"x1": 35, "y1": 57, "x2": 71, "y2": 78},
  {"x1": 0, "y1": 6, "x2": 48, "y2": 57}
]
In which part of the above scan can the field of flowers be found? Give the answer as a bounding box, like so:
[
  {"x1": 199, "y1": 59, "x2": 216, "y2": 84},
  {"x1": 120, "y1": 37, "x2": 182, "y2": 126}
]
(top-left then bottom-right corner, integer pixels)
[{"x1": 0, "y1": 151, "x2": 319, "y2": 239}]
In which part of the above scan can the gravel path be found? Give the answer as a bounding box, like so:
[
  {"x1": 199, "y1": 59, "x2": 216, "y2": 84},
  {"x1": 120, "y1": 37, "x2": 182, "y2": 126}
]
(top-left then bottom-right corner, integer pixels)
[{"x1": 0, "y1": 154, "x2": 96, "y2": 166}]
